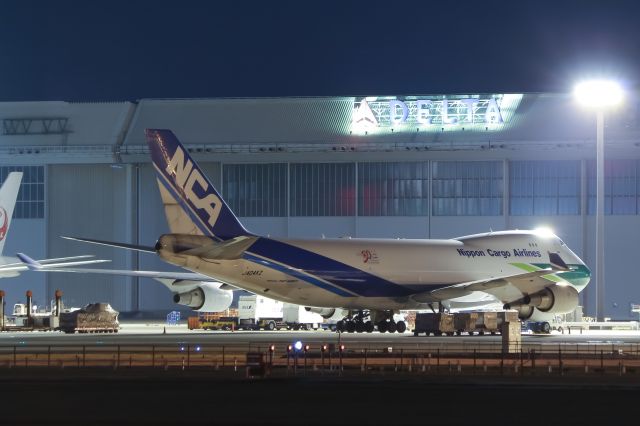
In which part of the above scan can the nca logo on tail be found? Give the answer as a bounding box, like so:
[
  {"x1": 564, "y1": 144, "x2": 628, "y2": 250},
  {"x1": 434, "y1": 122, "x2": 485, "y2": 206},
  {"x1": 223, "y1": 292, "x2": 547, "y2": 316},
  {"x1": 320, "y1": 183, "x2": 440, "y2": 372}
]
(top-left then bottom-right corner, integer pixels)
[{"x1": 166, "y1": 147, "x2": 222, "y2": 227}]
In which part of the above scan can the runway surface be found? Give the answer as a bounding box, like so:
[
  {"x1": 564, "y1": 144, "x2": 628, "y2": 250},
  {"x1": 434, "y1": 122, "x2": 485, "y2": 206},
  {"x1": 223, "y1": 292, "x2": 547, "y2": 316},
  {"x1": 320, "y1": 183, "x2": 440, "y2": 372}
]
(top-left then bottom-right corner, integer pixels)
[{"x1": 1, "y1": 320, "x2": 639, "y2": 347}]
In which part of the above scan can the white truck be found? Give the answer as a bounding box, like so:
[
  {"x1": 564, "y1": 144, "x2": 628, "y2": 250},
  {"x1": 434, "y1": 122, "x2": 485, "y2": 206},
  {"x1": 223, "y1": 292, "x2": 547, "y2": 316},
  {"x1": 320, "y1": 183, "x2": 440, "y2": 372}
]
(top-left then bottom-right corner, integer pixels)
[
  {"x1": 237, "y1": 294, "x2": 328, "y2": 331},
  {"x1": 237, "y1": 294, "x2": 285, "y2": 330},
  {"x1": 283, "y1": 303, "x2": 325, "y2": 330}
]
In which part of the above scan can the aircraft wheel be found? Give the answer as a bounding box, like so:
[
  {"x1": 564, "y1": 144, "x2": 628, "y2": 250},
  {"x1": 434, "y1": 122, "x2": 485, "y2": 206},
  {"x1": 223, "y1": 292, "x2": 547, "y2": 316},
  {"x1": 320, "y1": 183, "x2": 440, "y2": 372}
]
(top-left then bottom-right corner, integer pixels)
[
  {"x1": 355, "y1": 321, "x2": 365, "y2": 333},
  {"x1": 387, "y1": 321, "x2": 397, "y2": 333},
  {"x1": 346, "y1": 321, "x2": 356, "y2": 333},
  {"x1": 365, "y1": 321, "x2": 374, "y2": 333},
  {"x1": 377, "y1": 321, "x2": 388, "y2": 333},
  {"x1": 336, "y1": 320, "x2": 345, "y2": 332},
  {"x1": 396, "y1": 321, "x2": 407, "y2": 333}
]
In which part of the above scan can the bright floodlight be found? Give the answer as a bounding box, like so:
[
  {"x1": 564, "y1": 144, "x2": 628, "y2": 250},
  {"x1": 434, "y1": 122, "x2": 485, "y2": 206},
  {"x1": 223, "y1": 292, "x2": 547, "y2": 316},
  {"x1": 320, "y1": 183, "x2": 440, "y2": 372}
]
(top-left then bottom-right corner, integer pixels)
[
  {"x1": 574, "y1": 80, "x2": 624, "y2": 108},
  {"x1": 294, "y1": 341, "x2": 303, "y2": 351}
]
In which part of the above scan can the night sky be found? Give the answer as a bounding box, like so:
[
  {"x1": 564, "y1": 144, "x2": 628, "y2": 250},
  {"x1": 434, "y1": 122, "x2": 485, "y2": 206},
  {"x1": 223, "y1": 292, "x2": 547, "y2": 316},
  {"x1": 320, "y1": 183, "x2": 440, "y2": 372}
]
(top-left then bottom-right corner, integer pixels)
[{"x1": 1, "y1": 0, "x2": 639, "y2": 102}]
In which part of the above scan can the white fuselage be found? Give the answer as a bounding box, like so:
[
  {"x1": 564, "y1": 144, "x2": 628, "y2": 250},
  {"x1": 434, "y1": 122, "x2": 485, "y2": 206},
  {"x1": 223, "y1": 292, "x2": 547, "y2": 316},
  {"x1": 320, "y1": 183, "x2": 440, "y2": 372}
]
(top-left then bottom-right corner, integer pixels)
[{"x1": 158, "y1": 230, "x2": 589, "y2": 311}]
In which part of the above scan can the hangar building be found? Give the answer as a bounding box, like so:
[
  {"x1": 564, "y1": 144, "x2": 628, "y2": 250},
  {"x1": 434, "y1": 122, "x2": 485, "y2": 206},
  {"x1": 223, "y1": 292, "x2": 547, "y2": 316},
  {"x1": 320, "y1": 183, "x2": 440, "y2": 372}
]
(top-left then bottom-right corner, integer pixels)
[{"x1": 0, "y1": 93, "x2": 639, "y2": 319}]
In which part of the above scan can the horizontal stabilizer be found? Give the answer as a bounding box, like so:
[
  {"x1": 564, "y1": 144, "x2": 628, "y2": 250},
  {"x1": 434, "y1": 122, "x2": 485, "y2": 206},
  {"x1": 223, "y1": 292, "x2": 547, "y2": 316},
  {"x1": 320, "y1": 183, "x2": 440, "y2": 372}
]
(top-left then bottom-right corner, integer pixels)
[
  {"x1": 179, "y1": 236, "x2": 258, "y2": 260},
  {"x1": 61, "y1": 236, "x2": 156, "y2": 253}
]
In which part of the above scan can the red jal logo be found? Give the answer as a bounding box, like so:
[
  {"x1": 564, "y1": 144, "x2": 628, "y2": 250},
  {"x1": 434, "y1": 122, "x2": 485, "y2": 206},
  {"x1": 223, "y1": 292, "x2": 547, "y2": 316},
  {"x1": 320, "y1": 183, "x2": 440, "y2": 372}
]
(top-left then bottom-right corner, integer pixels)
[{"x1": 0, "y1": 207, "x2": 7, "y2": 241}]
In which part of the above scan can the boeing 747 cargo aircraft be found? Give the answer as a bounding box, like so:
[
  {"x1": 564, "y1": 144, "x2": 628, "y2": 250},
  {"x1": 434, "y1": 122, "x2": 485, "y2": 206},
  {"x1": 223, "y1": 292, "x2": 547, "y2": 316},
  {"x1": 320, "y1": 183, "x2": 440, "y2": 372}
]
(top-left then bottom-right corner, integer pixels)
[{"x1": 52, "y1": 129, "x2": 591, "y2": 333}]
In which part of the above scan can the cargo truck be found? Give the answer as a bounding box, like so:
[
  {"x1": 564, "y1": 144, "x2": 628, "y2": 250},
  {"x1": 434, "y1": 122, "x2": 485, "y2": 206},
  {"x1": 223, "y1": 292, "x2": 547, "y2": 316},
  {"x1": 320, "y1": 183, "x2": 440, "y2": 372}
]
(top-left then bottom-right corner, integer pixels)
[
  {"x1": 283, "y1": 303, "x2": 324, "y2": 330},
  {"x1": 237, "y1": 294, "x2": 286, "y2": 330},
  {"x1": 237, "y1": 295, "x2": 330, "y2": 331}
]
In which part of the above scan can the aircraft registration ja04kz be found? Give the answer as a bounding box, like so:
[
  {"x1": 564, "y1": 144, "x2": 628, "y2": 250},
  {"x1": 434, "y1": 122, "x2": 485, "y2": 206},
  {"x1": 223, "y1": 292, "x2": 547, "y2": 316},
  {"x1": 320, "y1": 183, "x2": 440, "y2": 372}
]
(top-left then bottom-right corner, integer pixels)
[{"x1": 57, "y1": 129, "x2": 591, "y2": 334}]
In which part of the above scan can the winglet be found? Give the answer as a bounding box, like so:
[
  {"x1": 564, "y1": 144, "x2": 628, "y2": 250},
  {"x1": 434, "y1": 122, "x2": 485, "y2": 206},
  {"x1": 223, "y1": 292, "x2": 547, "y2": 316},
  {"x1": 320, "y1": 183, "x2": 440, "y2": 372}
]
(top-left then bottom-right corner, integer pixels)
[
  {"x1": 16, "y1": 253, "x2": 43, "y2": 270},
  {"x1": 549, "y1": 252, "x2": 570, "y2": 271}
]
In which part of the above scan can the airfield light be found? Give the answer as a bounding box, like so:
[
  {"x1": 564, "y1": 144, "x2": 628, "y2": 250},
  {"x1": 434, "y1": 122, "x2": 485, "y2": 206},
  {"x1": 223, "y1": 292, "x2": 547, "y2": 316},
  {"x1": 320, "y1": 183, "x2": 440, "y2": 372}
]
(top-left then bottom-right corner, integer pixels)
[
  {"x1": 287, "y1": 344, "x2": 293, "y2": 354},
  {"x1": 269, "y1": 344, "x2": 275, "y2": 353},
  {"x1": 321, "y1": 344, "x2": 328, "y2": 352},
  {"x1": 574, "y1": 80, "x2": 623, "y2": 108},
  {"x1": 574, "y1": 78, "x2": 624, "y2": 321},
  {"x1": 294, "y1": 341, "x2": 303, "y2": 351},
  {"x1": 195, "y1": 346, "x2": 201, "y2": 352},
  {"x1": 304, "y1": 344, "x2": 310, "y2": 353},
  {"x1": 339, "y1": 344, "x2": 345, "y2": 352}
]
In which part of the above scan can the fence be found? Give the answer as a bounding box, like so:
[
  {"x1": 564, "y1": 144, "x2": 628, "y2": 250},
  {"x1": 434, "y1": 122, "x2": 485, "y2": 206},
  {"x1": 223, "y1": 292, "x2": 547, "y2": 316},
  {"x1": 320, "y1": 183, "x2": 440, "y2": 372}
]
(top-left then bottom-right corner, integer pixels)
[{"x1": 0, "y1": 341, "x2": 639, "y2": 378}]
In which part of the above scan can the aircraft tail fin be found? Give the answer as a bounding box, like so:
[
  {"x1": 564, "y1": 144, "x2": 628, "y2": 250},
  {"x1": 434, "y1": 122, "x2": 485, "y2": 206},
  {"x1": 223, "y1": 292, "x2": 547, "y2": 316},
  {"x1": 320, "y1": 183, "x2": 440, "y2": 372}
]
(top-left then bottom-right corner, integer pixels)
[
  {"x1": 145, "y1": 129, "x2": 251, "y2": 240},
  {"x1": 0, "y1": 172, "x2": 23, "y2": 255}
]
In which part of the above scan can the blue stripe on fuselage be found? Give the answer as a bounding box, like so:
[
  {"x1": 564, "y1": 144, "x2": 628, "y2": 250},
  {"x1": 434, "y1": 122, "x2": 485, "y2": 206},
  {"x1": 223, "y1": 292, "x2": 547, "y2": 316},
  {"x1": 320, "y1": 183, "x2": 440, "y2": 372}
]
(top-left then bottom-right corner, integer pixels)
[
  {"x1": 243, "y1": 252, "x2": 355, "y2": 297},
  {"x1": 247, "y1": 238, "x2": 414, "y2": 298}
]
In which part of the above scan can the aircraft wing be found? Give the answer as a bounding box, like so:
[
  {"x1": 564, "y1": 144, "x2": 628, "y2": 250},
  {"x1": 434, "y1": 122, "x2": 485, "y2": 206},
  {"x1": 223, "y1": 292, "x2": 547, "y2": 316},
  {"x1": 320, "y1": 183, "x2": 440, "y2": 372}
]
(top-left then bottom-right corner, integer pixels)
[
  {"x1": 0, "y1": 256, "x2": 110, "y2": 274},
  {"x1": 61, "y1": 236, "x2": 156, "y2": 253},
  {"x1": 410, "y1": 253, "x2": 571, "y2": 304},
  {"x1": 16, "y1": 253, "x2": 237, "y2": 290}
]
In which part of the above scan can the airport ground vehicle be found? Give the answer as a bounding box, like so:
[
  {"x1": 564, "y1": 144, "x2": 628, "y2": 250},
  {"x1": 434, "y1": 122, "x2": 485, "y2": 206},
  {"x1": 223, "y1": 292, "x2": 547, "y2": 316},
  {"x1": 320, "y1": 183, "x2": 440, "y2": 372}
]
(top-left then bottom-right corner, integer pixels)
[
  {"x1": 283, "y1": 303, "x2": 324, "y2": 330},
  {"x1": 1, "y1": 289, "x2": 66, "y2": 332},
  {"x1": 197, "y1": 315, "x2": 238, "y2": 330},
  {"x1": 237, "y1": 294, "x2": 334, "y2": 331},
  {"x1": 58, "y1": 302, "x2": 119, "y2": 334},
  {"x1": 413, "y1": 310, "x2": 519, "y2": 336},
  {"x1": 237, "y1": 294, "x2": 285, "y2": 330}
]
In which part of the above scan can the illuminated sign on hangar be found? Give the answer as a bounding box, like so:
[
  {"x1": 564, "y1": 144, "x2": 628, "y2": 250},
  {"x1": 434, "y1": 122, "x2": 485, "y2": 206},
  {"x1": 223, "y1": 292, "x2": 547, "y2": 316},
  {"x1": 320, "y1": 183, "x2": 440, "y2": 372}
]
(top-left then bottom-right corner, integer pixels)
[{"x1": 351, "y1": 94, "x2": 523, "y2": 134}]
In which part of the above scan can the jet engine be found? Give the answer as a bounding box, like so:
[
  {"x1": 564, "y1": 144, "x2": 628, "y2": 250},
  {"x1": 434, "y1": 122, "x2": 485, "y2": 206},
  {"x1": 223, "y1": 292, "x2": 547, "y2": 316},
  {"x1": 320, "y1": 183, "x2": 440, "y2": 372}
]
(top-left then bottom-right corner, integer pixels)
[
  {"x1": 173, "y1": 283, "x2": 233, "y2": 312},
  {"x1": 305, "y1": 307, "x2": 348, "y2": 320},
  {"x1": 503, "y1": 284, "x2": 579, "y2": 320}
]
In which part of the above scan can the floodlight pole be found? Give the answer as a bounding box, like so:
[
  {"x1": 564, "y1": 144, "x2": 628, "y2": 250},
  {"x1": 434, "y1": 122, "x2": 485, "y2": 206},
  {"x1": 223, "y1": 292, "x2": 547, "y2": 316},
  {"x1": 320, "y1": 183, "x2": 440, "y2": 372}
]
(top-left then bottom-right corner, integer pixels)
[{"x1": 595, "y1": 109, "x2": 605, "y2": 322}]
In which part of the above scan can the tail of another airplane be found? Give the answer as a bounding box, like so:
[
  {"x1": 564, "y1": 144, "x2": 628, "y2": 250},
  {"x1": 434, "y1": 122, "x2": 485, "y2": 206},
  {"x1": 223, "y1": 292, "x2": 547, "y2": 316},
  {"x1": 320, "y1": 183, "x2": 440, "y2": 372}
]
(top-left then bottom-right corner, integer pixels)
[
  {"x1": 145, "y1": 129, "x2": 251, "y2": 240},
  {"x1": 0, "y1": 172, "x2": 23, "y2": 255}
]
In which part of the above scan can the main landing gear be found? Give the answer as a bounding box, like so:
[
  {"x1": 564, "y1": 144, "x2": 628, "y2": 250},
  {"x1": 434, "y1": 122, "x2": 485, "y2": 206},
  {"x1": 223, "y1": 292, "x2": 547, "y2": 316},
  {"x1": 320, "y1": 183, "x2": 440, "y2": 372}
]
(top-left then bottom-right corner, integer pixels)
[{"x1": 335, "y1": 310, "x2": 407, "y2": 334}]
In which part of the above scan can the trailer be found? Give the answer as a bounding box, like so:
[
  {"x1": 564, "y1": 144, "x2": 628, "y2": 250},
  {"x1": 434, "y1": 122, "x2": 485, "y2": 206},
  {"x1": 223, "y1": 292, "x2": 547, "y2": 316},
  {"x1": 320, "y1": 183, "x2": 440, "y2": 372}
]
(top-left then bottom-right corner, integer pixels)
[
  {"x1": 413, "y1": 310, "x2": 520, "y2": 337},
  {"x1": 474, "y1": 311, "x2": 499, "y2": 335},
  {"x1": 58, "y1": 303, "x2": 119, "y2": 334},
  {"x1": 413, "y1": 312, "x2": 454, "y2": 336},
  {"x1": 453, "y1": 312, "x2": 478, "y2": 335}
]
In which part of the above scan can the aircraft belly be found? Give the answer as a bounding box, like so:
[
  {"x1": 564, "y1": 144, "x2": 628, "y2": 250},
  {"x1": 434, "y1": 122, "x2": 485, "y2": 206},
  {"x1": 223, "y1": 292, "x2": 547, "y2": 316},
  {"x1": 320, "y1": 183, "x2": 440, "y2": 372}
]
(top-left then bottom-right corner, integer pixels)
[{"x1": 193, "y1": 259, "x2": 345, "y2": 307}]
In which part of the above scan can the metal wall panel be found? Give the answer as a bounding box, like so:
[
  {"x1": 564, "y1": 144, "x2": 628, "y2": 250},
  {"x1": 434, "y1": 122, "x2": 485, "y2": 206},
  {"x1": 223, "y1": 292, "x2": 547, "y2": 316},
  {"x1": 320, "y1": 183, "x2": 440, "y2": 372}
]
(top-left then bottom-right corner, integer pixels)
[{"x1": 47, "y1": 164, "x2": 134, "y2": 311}]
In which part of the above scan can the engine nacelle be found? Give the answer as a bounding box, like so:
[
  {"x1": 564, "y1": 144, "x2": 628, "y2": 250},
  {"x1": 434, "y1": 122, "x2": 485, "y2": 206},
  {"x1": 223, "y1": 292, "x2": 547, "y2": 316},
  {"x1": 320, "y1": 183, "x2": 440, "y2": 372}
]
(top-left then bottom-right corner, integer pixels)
[
  {"x1": 504, "y1": 284, "x2": 579, "y2": 320},
  {"x1": 173, "y1": 283, "x2": 233, "y2": 312},
  {"x1": 305, "y1": 307, "x2": 348, "y2": 320}
]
